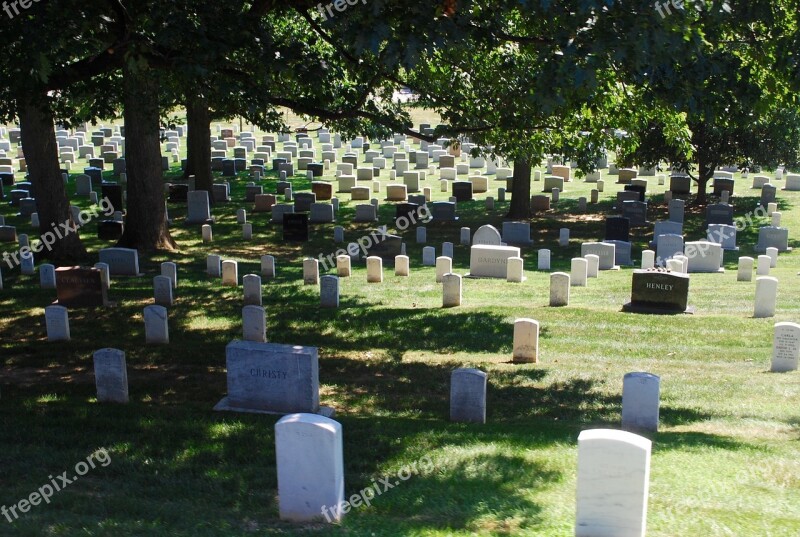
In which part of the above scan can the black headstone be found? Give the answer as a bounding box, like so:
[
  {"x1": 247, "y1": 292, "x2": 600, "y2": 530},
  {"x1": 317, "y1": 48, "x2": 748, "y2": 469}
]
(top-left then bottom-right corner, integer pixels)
[
  {"x1": 55, "y1": 267, "x2": 108, "y2": 308},
  {"x1": 364, "y1": 232, "x2": 403, "y2": 260},
  {"x1": 623, "y1": 269, "x2": 692, "y2": 314},
  {"x1": 222, "y1": 159, "x2": 236, "y2": 177},
  {"x1": 452, "y1": 182, "x2": 473, "y2": 202},
  {"x1": 624, "y1": 184, "x2": 646, "y2": 202},
  {"x1": 307, "y1": 163, "x2": 324, "y2": 177},
  {"x1": 282, "y1": 213, "x2": 309, "y2": 242},
  {"x1": 706, "y1": 203, "x2": 734, "y2": 226},
  {"x1": 97, "y1": 220, "x2": 124, "y2": 241},
  {"x1": 272, "y1": 158, "x2": 286, "y2": 172},
  {"x1": 84, "y1": 167, "x2": 103, "y2": 186},
  {"x1": 0, "y1": 173, "x2": 13, "y2": 186},
  {"x1": 605, "y1": 217, "x2": 631, "y2": 242},
  {"x1": 101, "y1": 183, "x2": 123, "y2": 213},
  {"x1": 168, "y1": 184, "x2": 189, "y2": 203}
]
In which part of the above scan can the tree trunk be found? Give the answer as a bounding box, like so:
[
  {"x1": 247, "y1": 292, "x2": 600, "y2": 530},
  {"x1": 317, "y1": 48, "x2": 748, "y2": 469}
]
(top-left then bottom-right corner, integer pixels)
[
  {"x1": 185, "y1": 93, "x2": 213, "y2": 195},
  {"x1": 695, "y1": 155, "x2": 714, "y2": 206},
  {"x1": 118, "y1": 64, "x2": 177, "y2": 251},
  {"x1": 507, "y1": 158, "x2": 532, "y2": 220},
  {"x1": 18, "y1": 96, "x2": 88, "y2": 265}
]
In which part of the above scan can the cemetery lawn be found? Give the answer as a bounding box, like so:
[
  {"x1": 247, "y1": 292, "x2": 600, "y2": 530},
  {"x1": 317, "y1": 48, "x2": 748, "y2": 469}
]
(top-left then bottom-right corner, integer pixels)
[{"x1": 2, "y1": 153, "x2": 800, "y2": 535}]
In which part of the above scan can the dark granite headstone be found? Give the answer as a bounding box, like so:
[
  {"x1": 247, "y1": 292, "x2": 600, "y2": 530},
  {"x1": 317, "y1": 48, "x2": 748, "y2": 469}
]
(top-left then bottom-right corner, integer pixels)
[
  {"x1": 706, "y1": 203, "x2": 734, "y2": 226},
  {"x1": 311, "y1": 182, "x2": 333, "y2": 200},
  {"x1": 0, "y1": 173, "x2": 13, "y2": 186},
  {"x1": 282, "y1": 213, "x2": 309, "y2": 242},
  {"x1": 293, "y1": 192, "x2": 316, "y2": 212},
  {"x1": 605, "y1": 217, "x2": 631, "y2": 242},
  {"x1": 55, "y1": 267, "x2": 108, "y2": 308},
  {"x1": 84, "y1": 167, "x2": 103, "y2": 186},
  {"x1": 101, "y1": 183, "x2": 123, "y2": 213},
  {"x1": 622, "y1": 201, "x2": 648, "y2": 227},
  {"x1": 276, "y1": 181, "x2": 291, "y2": 195},
  {"x1": 624, "y1": 185, "x2": 646, "y2": 202},
  {"x1": 97, "y1": 220, "x2": 124, "y2": 241},
  {"x1": 272, "y1": 158, "x2": 287, "y2": 172},
  {"x1": 431, "y1": 201, "x2": 458, "y2": 222},
  {"x1": 670, "y1": 175, "x2": 692, "y2": 195},
  {"x1": 713, "y1": 178, "x2": 735, "y2": 197},
  {"x1": 623, "y1": 269, "x2": 692, "y2": 314},
  {"x1": 452, "y1": 181, "x2": 473, "y2": 202},
  {"x1": 168, "y1": 184, "x2": 188, "y2": 203},
  {"x1": 307, "y1": 163, "x2": 324, "y2": 177},
  {"x1": 395, "y1": 203, "x2": 420, "y2": 226},
  {"x1": 364, "y1": 232, "x2": 403, "y2": 260},
  {"x1": 222, "y1": 159, "x2": 236, "y2": 177}
]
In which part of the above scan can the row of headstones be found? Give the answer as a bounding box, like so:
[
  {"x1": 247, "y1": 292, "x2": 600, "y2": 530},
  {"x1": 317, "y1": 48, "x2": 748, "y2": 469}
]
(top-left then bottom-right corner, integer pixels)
[
  {"x1": 276, "y1": 412, "x2": 654, "y2": 533},
  {"x1": 47, "y1": 315, "x2": 800, "y2": 410}
]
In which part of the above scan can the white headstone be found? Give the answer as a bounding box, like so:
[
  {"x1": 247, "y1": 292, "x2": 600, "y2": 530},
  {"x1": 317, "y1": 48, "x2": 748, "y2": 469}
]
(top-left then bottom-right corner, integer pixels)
[
  {"x1": 275, "y1": 413, "x2": 344, "y2": 523},
  {"x1": 39, "y1": 264, "x2": 56, "y2": 289},
  {"x1": 143, "y1": 305, "x2": 169, "y2": 344},
  {"x1": 771, "y1": 322, "x2": 800, "y2": 372},
  {"x1": 641, "y1": 250, "x2": 655, "y2": 270},
  {"x1": 222, "y1": 260, "x2": 239, "y2": 286},
  {"x1": 571, "y1": 258, "x2": 588, "y2": 287},
  {"x1": 243, "y1": 274, "x2": 262, "y2": 306},
  {"x1": 93, "y1": 348, "x2": 129, "y2": 403},
  {"x1": 161, "y1": 261, "x2": 177, "y2": 288},
  {"x1": 394, "y1": 254, "x2": 410, "y2": 277},
  {"x1": 767, "y1": 247, "x2": 778, "y2": 268},
  {"x1": 207, "y1": 255, "x2": 222, "y2": 278},
  {"x1": 575, "y1": 429, "x2": 651, "y2": 537},
  {"x1": 320, "y1": 275, "x2": 340, "y2": 308},
  {"x1": 550, "y1": 272, "x2": 570, "y2": 307},
  {"x1": 303, "y1": 258, "x2": 319, "y2": 285},
  {"x1": 538, "y1": 249, "x2": 551, "y2": 271},
  {"x1": 737, "y1": 257, "x2": 754, "y2": 282},
  {"x1": 242, "y1": 305, "x2": 267, "y2": 342},
  {"x1": 45, "y1": 305, "x2": 70, "y2": 342},
  {"x1": 261, "y1": 255, "x2": 276, "y2": 279},
  {"x1": 754, "y1": 277, "x2": 778, "y2": 318},
  {"x1": 435, "y1": 257, "x2": 452, "y2": 283},
  {"x1": 153, "y1": 275, "x2": 174, "y2": 307},
  {"x1": 622, "y1": 372, "x2": 660, "y2": 432},
  {"x1": 450, "y1": 368, "x2": 486, "y2": 423},
  {"x1": 584, "y1": 254, "x2": 600, "y2": 278},
  {"x1": 423, "y1": 246, "x2": 436, "y2": 266},
  {"x1": 512, "y1": 318, "x2": 539, "y2": 363},
  {"x1": 366, "y1": 256, "x2": 383, "y2": 283},
  {"x1": 442, "y1": 273, "x2": 462, "y2": 307},
  {"x1": 506, "y1": 257, "x2": 525, "y2": 283},
  {"x1": 756, "y1": 255, "x2": 771, "y2": 276},
  {"x1": 460, "y1": 227, "x2": 471, "y2": 245},
  {"x1": 559, "y1": 228, "x2": 570, "y2": 247}
]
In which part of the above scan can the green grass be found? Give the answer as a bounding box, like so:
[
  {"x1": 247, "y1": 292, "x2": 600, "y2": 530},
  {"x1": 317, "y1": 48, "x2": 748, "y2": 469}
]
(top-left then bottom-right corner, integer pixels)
[{"x1": 1, "y1": 116, "x2": 799, "y2": 536}]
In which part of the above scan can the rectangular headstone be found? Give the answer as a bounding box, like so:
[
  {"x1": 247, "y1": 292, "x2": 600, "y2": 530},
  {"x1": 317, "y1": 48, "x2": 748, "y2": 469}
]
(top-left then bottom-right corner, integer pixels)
[
  {"x1": 576, "y1": 429, "x2": 651, "y2": 537},
  {"x1": 624, "y1": 269, "x2": 691, "y2": 314},
  {"x1": 93, "y1": 348, "x2": 129, "y2": 403},
  {"x1": 56, "y1": 267, "x2": 108, "y2": 307},
  {"x1": 283, "y1": 213, "x2": 309, "y2": 242},
  {"x1": 99, "y1": 248, "x2": 140, "y2": 275},
  {"x1": 214, "y1": 341, "x2": 320, "y2": 414},
  {"x1": 450, "y1": 368, "x2": 487, "y2": 424}
]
